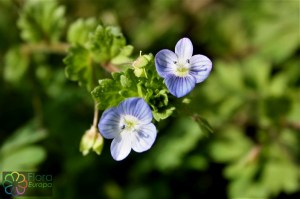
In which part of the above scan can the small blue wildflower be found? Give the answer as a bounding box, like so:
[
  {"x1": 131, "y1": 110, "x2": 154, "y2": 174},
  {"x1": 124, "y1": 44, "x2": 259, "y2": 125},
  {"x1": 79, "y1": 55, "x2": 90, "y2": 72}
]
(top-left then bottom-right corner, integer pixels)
[
  {"x1": 155, "y1": 37, "x2": 212, "y2": 98},
  {"x1": 98, "y1": 97, "x2": 157, "y2": 161}
]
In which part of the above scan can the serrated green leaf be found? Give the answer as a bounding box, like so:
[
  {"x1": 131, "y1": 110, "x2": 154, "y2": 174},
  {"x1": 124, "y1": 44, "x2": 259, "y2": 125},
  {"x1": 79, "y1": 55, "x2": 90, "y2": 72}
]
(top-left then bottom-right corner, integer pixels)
[
  {"x1": 67, "y1": 18, "x2": 98, "y2": 46},
  {"x1": 120, "y1": 74, "x2": 132, "y2": 88},
  {"x1": 64, "y1": 45, "x2": 97, "y2": 91},
  {"x1": 92, "y1": 68, "x2": 149, "y2": 110},
  {"x1": 17, "y1": 0, "x2": 66, "y2": 43},
  {"x1": 87, "y1": 25, "x2": 131, "y2": 64},
  {"x1": 91, "y1": 79, "x2": 125, "y2": 110},
  {"x1": 111, "y1": 45, "x2": 134, "y2": 65},
  {"x1": 152, "y1": 106, "x2": 175, "y2": 121},
  {"x1": 111, "y1": 72, "x2": 122, "y2": 80}
]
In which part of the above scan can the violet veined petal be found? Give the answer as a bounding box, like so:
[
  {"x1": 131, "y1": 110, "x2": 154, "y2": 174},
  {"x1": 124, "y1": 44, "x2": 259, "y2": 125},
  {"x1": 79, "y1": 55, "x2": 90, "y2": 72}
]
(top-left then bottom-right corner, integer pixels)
[
  {"x1": 155, "y1": 49, "x2": 177, "y2": 78},
  {"x1": 165, "y1": 74, "x2": 196, "y2": 98},
  {"x1": 175, "y1": 38, "x2": 193, "y2": 61},
  {"x1": 98, "y1": 107, "x2": 121, "y2": 139},
  {"x1": 117, "y1": 98, "x2": 152, "y2": 123},
  {"x1": 189, "y1": 54, "x2": 212, "y2": 83},
  {"x1": 132, "y1": 98, "x2": 153, "y2": 124},
  {"x1": 131, "y1": 123, "x2": 157, "y2": 153},
  {"x1": 110, "y1": 132, "x2": 132, "y2": 161}
]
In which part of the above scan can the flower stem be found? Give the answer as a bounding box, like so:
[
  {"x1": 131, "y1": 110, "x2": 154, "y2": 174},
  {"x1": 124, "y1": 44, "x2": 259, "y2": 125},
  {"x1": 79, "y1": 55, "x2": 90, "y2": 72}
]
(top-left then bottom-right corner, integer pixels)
[
  {"x1": 92, "y1": 102, "x2": 99, "y2": 131},
  {"x1": 21, "y1": 42, "x2": 69, "y2": 55}
]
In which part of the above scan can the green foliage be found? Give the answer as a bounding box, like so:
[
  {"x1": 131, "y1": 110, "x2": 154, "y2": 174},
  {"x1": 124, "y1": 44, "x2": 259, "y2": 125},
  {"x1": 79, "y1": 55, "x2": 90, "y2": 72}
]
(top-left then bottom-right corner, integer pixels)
[
  {"x1": 64, "y1": 45, "x2": 95, "y2": 91},
  {"x1": 87, "y1": 25, "x2": 132, "y2": 63},
  {"x1": 4, "y1": 47, "x2": 29, "y2": 84},
  {"x1": 149, "y1": 117, "x2": 207, "y2": 171},
  {"x1": 64, "y1": 23, "x2": 134, "y2": 91},
  {"x1": 205, "y1": 55, "x2": 300, "y2": 198},
  {"x1": 17, "y1": 0, "x2": 66, "y2": 43},
  {"x1": 1, "y1": 0, "x2": 299, "y2": 199},
  {"x1": 67, "y1": 18, "x2": 98, "y2": 46},
  {"x1": 91, "y1": 54, "x2": 176, "y2": 121},
  {"x1": 0, "y1": 122, "x2": 47, "y2": 175},
  {"x1": 92, "y1": 78, "x2": 125, "y2": 110}
]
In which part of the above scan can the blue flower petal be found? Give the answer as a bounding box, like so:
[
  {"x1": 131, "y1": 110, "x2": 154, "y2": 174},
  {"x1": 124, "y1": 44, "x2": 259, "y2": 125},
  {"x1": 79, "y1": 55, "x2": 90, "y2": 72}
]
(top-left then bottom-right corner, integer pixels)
[
  {"x1": 165, "y1": 74, "x2": 196, "y2": 98},
  {"x1": 131, "y1": 123, "x2": 157, "y2": 153},
  {"x1": 117, "y1": 97, "x2": 152, "y2": 123},
  {"x1": 175, "y1": 38, "x2": 193, "y2": 61},
  {"x1": 111, "y1": 132, "x2": 132, "y2": 161},
  {"x1": 99, "y1": 107, "x2": 121, "y2": 139},
  {"x1": 189, "y1": 55, "x2": 212, "y2": 83},
  {"x1": 155, "y1": 49, "x2": 177, "y2": 78}
]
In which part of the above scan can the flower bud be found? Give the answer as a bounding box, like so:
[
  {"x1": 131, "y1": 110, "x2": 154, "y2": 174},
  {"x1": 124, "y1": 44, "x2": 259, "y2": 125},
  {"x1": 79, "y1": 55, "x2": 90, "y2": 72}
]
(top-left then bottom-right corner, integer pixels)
[
  {"x1": 80, "y1": 126, "x2": 103, "y2": 156},
  {"x1": 92, "y1": 133, "x2": 104, "y2": 155},
  {"x1": 132, "y1": 54, "x2": 153, "y2": 77}
]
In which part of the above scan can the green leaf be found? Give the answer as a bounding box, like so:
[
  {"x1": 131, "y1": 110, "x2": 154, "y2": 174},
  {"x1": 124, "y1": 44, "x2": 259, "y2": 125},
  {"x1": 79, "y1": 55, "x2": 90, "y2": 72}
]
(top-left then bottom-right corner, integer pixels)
[
  {"x1": 1, "y1": 146, "x2": 46, "y2": 172},
  {"x1": 67, "y1": 18, "x2": 98, "y2": 46},
  {"x1": 4, "y1": 47, "x2": 29, "y2": 83},
  {"x1": 210, "y1": 126, "x2": 253, "y2": 163},
  {"x1": 263, "y1": 96, "x2": 292, "y2": 121},
  {"x1": 111, "y1": 45, "x2": 134, "y2": 65},
  {"x1": 64, "y1": 45, "x2": 96, "y2": 91},
  {"x1": 261, "y1": 161, "x2": 299, "y2": 195},
  {"x1": 17, "y1": 0, "x2": 66, "y2": 43},
  {"x1": 0, "y1": 121, "x2": 47, "y2": 174},
  {"x1": 147, "y1": 89, "x2": 174, "y2": 121},
  {"x1": 0, "y1": 121, "x2": 47, "y2": 156},
  {"x1": 253, "y1": 1, "x2": 299, "y2": 63},
  {"x1": 152, "y1": 106, "x2": 175, "y2": 121},
  {"x1": 87, "y1": 25, "x2": 131, "y2": 64},
  {"x1": 269, "y1": 72, "x2": 288, "y2": 96},
  {"x1": 185, "y1": 155, "x2": 208, "y2": 171},
  {"x1": 92, "y1": 69, "x2": 144, "y2": 110},
  {"x1": 214, "y1": 60, "x2": 244, "y2": 93},
  {"x1": 91, "y1": 79, "x2": 125, "y2": 110},
  {"x1": 242, "y1": 57, "x2": 271, "y2": 92},
  {"x1": 120, "y1": 74, "x2": 132, "y2": 88},
  {"x1": 151, "y1": 117, "x2": 206, "y2": 171}
]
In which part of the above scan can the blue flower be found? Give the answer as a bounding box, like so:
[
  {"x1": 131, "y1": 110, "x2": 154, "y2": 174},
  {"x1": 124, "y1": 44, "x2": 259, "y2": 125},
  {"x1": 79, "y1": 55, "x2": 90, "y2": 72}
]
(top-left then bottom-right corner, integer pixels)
[
  {"x1": 98, "y1": 97, "x2": 157, "y2": 161},
  {"x1": 155, "y1": 37, "x2": 212, "y2": 98}
]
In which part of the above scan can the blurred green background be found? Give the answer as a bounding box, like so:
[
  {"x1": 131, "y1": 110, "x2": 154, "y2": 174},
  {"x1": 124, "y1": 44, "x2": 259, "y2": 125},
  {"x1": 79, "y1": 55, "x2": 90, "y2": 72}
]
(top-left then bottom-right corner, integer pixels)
[{"x1": 0, "y1": 0, "x2": 299, "y2": 198}]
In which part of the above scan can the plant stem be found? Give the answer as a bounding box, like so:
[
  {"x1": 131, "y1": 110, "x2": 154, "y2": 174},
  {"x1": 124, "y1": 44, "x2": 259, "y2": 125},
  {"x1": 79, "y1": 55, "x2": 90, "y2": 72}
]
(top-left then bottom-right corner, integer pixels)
[
  {"x1": 92, "y1": 102, "x2": 99, "y2": 131},
  {"x1": 21, "y1": 42, "x2": 69, "y2": 55},
  {"x1": 102, "y1": 62, "x2": 120, "y2": 72}
]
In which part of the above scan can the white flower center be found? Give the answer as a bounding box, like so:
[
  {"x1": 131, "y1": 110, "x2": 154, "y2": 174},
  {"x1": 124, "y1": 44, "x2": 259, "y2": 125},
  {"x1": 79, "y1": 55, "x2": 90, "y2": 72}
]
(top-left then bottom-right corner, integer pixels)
[
  {"x1": 173, "y1": 59, "x2": 190, "y2": 77},
  {"x1": 120, "y1": 115, "x2": 139, "y2": 132}
]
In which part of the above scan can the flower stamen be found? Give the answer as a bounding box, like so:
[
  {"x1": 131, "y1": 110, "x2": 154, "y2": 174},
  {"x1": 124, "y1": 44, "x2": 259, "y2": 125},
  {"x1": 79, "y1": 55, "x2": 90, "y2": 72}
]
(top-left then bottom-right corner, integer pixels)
[
  {"x1": 174, "y1": 61, "x2": 190, "y2": 77},
  {"x1": 121, "y1": 115, "x2": 139, "y2": 132}
]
